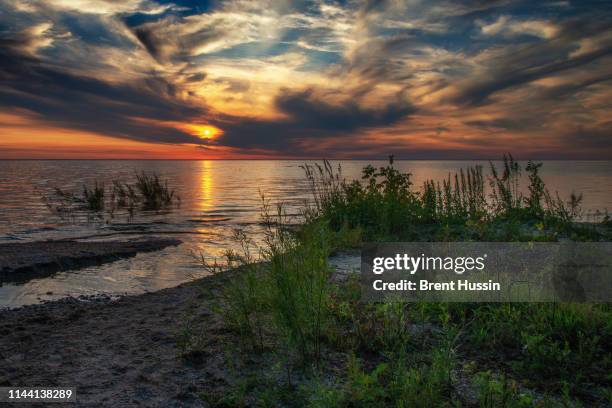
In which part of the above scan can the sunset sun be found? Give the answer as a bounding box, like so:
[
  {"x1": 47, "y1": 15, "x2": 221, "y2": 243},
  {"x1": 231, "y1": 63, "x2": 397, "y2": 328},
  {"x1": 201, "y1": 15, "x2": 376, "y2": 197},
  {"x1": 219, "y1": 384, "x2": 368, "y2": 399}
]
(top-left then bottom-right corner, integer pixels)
[{"x1": 186, "y1": 125, "x2": 221, "y2": 140}]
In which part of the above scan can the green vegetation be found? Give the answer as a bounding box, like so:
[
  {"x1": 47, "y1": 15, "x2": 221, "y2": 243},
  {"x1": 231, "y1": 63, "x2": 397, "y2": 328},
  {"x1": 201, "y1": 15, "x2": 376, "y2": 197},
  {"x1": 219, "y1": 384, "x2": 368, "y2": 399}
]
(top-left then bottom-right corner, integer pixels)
[
  {"x1": 183, "y1": 156, "x2": 611, "y2": 407},
  {"x1": 44, "y1": 172, "x2": 179, "y2": 219},
  {"x1": 302, "y1": 154, "x2": 600, "y2": 242}
]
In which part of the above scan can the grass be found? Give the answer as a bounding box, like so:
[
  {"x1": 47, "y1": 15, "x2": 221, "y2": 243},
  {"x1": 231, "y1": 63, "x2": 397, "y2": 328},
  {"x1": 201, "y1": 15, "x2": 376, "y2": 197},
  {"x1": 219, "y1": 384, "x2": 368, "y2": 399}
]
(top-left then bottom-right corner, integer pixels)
[
  {"x1": 49, "y1": 182, "x2": 105, "y2": 213},
  {"x1": 134, "y1": 172, "x2": 177, "y2": 211},
  {"x1": 302, "y1": 154, "x2": 606, "y2": 242},
  {"x1": 44, "y1": 172, "x2": 179, "y2": 220},
  {"x1": 199, "y1": 199, "x2": 334, "y2": 365},
  {"x1": 82, "y1": 182, "x2": 105, "y2": 212},
  {"x1": 184, "y1": 155, "x2": 611, "y2": 407}
]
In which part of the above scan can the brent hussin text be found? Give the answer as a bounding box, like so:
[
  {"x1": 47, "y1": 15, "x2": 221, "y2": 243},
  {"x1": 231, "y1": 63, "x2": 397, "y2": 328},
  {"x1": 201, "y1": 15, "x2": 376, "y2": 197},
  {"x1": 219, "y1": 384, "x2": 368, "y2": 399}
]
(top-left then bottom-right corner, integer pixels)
[{"x1": 373, "y1": 279, "x2": 501, "y2": 292}]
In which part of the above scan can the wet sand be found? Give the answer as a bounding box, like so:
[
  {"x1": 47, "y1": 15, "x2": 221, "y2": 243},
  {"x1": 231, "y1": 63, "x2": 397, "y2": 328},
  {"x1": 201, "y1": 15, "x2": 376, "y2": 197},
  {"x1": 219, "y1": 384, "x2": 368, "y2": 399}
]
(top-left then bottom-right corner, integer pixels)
[
  {"x1": 0, "y1": 239, "x2": 182, "y2": 284},
  {"x1": 0, "y1": 250, "x2": 360, "y2": 407},
  {"x1": 0, "y1": 268, "x2": 234, "y2": 407}
]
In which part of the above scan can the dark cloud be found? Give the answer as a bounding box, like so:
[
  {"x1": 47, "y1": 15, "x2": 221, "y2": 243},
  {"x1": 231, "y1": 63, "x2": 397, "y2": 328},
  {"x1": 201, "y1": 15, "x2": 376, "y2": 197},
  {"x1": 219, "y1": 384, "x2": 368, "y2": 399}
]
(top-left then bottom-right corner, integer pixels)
[
  {"x1": 0, "y1": 37, "x2": 208, "y2": 145},
  {"x1": 465, "y1": 118, "x2": 540, "y2": 131},
  {"x1": 558, "y1": 123, "x2": 612, "y2": 153},
  {"x1": 344, "y1": 34, "x2": 417, "y2": 85},
  {"x1": 128, "y1": 16, "x2": 232, "y2": 63},
  {"x1": 133, "y1": 25, "x2": 165, "y2": 61},
  {"x1": 216, "y1": 87, "x2": 415, "y2": 150},
  {"x1": 452, "y1": 19, "x2": 612, "y2": 106},
  {"x1": 185, "y1": 72, "x2": 207, "y2": 82}
]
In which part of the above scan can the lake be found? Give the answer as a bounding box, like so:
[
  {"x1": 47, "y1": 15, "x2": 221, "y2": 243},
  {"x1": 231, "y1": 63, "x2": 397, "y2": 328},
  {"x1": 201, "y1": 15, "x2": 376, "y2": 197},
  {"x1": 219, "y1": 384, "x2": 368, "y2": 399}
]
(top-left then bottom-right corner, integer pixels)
[{"x1": 1, "y1": 160, "x2": 610, "y2": 307}]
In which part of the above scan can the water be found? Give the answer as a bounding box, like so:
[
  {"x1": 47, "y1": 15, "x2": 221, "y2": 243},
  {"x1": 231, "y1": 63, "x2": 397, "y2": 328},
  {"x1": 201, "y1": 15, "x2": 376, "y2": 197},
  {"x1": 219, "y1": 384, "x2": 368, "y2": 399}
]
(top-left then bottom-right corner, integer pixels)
[{"x1": 1, "y1": 160, "x2": 610, "y2": 308}]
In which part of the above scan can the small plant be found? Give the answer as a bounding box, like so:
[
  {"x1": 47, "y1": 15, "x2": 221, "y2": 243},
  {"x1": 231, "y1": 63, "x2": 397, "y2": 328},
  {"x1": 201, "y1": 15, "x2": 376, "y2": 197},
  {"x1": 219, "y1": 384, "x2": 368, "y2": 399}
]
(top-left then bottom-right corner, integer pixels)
[
  {"x1": 199, "y1": 197, "x2": 335, "y2": 366},
  {"x1": 301, "y1": 159, "x2": 344, "y2": 221},
  {"x1": 45, "y1": 172, "x2": 179, "y2": 220},
  {"x1": 489, "y1": 154, "x2": 522, "y2": 217},
  {"x1": 135, "y1": 172, "x2": 177, "y2": 210},
  {"x1": 110, "y1": 180, "x2": 138, "y2": 215},
  {"x1": 421, "y1": 165, "x2": 486, "y2": 223},
  {"x1": 476, "y1": 371, "x2": 533, "y2": 408},
  {"x1": 198, "y1": 229, "x2": 268, "y2": 351},
  {"x1": 262, "y1": 200, "x2": 333, "y2": 364},
  {"x1": 82, "y1": 182, "x2": 105, "y2": 212},
  {"x1": 176, "y1": 321, "x2": 209, "y2": 363},
  {"x1": 525, "y1": 161, "x2": 545, "y2": 217}
]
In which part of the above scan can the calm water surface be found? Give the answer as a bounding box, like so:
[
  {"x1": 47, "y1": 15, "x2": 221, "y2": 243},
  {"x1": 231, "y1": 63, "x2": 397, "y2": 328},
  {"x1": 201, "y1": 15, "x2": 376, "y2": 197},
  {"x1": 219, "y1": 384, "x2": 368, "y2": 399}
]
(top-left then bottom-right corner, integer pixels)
[{"x1": 1, "y1": 160, "x2": 610, "y2": 307}]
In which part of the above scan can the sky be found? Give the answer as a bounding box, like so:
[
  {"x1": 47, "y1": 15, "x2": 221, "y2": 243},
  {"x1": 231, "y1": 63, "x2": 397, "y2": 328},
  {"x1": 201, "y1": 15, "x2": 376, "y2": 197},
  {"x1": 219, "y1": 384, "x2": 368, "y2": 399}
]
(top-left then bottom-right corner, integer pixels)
[{"x1": 0, "y1": 0, "x2": 611, "y2": 159}]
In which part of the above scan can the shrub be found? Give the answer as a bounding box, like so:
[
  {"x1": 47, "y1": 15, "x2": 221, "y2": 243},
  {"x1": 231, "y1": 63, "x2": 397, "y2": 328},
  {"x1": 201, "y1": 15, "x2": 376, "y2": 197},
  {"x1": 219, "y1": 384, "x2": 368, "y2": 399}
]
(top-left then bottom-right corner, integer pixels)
[
  {"x1": 301, "y1": 154, "x2": 601, "y2": 242},
  {"x1": 262, "y1": 203, "x2": 333, "y2": 364}
]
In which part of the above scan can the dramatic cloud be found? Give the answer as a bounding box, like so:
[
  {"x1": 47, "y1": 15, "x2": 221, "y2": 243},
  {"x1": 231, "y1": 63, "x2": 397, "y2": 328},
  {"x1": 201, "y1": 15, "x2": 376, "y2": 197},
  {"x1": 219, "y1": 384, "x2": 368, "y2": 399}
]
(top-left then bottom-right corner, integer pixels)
[
  {"x1": 217, "y1": 87, "x2": 415, "y2": 150},
  {"x1": 0, "y1": 0, "x2": 611, "y2": 158},
  {"x1": 0, "y1": 39, "x2": 207, "y2": 144}
]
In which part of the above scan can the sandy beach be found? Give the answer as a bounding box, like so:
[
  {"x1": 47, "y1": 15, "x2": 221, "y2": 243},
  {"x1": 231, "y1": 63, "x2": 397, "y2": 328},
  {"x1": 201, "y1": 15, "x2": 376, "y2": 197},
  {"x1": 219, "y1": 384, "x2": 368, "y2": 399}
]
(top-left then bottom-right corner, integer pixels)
[
  {"x1": 0, "y1": 264, "x2": 231, "y2": 407},
  {"x1": 0, "y1": 245, "x2": 361, "y2": 407}
]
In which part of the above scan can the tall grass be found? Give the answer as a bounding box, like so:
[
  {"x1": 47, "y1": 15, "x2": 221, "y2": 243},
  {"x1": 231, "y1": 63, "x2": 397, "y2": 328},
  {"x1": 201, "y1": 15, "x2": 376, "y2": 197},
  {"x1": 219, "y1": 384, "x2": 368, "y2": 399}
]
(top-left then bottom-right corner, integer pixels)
[
  {"x1": 82, "y1": 182, "x2": 105, "y2": 212},
  {"x1": 135, "y1": 172, "x2": 176, "y2": 211},
  {"x1": 44, "y1": 172, "x2": 179, "y2": 220},
  {"x1": 422, "y1": 165, "x2": 486, "y2": 223},
  {"x1": 50, "y1": 183, "x2": 105, "y2": 212},
  {"x1": 263, "y1": 205, "x2": 333, "y2": 363},
  {"x1": 199, "y1": 229, "x2": 268, "y2": 351},
  {"x1": 110, "y1": 180, "x2": 138, "y2": 215},
  {"x1": 301, "y1": 154, "x2": 604, "y2": 241},
  {"x1": 200, "y1": 198, "x2": 334, "y2": 365}
]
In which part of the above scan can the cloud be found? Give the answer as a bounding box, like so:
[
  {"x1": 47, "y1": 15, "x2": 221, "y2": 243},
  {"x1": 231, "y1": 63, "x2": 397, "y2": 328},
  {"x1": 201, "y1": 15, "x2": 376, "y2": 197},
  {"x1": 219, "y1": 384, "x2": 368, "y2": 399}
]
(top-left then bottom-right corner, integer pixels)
[
  {"x1": 478, "y1": 15, "x2": 559, "y2": 39},
  {"x1": 216, "y1": 86, "x2": 416, "y2": 150},
  {"x1": 558, "y1": 123, "x2": 612, "y2": 155},
  {"x1": 0, "y1": 39, "x2": 209, "y2": 145},
  {"x1": 1, "y1": 0, "x2": 612, "y2": 158},
  {"x1": 449, "y1": 18, "x2": 612, "y2": 106},
  {"x1": 44, "y1": 0, "x2": 169, "y2": 15}
]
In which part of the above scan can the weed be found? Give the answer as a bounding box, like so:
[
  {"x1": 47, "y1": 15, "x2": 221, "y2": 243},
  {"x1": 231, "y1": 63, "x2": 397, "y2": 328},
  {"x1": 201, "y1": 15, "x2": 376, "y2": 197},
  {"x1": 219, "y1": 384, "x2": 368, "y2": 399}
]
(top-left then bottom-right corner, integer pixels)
[
  {"x1": 186, "y1": 155, "x2": 610, "y2": 406},
  {"x1": 45, "y1": 172, "x2": 179, "y2": 220},
  {"x1": 262, "y1": 202, "x2": 333, "y2": 364},
  {"x1": 302, "y1": 154, "x2": 607, "y2": 242},
  {"x1": 82, "y1": 182, "x2": 105, "y2": 211},
  {"x1": 135, "y1": 172, "x2": 178, "y2": 210},
  {"x1": 476, "y1": 371, "x2": 533, "y2": 408}
]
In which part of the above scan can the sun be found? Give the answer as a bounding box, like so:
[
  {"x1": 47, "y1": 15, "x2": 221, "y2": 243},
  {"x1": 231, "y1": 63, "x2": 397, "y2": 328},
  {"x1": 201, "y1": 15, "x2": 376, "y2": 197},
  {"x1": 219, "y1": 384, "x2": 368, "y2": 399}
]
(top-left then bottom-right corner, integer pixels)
[{"x1": 186, "y1": 124, "x2": 222, "y2": 140}]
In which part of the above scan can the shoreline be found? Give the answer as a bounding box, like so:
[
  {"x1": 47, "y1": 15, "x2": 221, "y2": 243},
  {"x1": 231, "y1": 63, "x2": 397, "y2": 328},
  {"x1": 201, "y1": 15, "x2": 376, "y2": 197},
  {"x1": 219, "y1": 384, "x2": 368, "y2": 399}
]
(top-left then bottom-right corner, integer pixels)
[
  {"x1": 0, "y1": 264, "x2": 239, "y2": 407},
  {"x1": 0, "y1": 238, "x2": 182, "y2": 285},
  {"x1": 0, "y1": 250, "x2": 361, "y2": 406}
]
